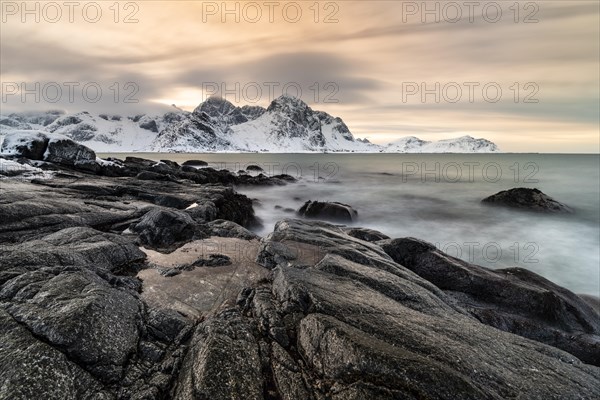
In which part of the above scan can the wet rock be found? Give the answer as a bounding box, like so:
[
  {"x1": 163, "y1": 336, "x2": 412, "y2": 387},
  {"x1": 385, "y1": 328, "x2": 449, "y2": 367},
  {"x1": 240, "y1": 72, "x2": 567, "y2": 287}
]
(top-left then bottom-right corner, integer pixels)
[
  {"x1": 380, "y1": 237, "x2": 600, "y2": 366},
  {"x1": 237, "y1": 173, "x2": 296, "y2": 186},
  {"x1": 343, "y1": 227, "x2": 389, "y2": 242},
  {"x1": 175, "y1": 309, "x2": 264, "y2": 400},
  {"x1": 160, "y1": 159, "x2": 180, "y2": 168},
  {"x1": 136, "y1": 171, "x2": 174, "y2": 181},
  {"x1": 194, "y1": 186, "x2": 258, "y2": 227},
  {"x1": 156, "y1": 254, "x2": 233, "y2": 275},
  {"x1": 297, "y1": 200, "x2": 358, "y2": 222},
  {"x1": 0, "y1": 309, "x2": 105, "y2": 400},
  {"x1": 191, "y1": 254, "x2": 232, "y2": 267},
  {"x1": 3, "y1": 267, "x2": 142, "y2": 382},
  {"x1": 146, "y1": 308, "x2": 190, "y2": 344},
  {"x1": 0, "y1": 227, "x2": 146, "y2": 274},
  {"x1": 206, "y1": 219, "x2": 260, "y2": 240},
  {"x1": 246, "y1": 165, "x2": 264, "y2": 172},
  {"x1": 130, "y1": 208, "x2": 207, "y2": 252},
  {"x1": 182, "y1": 159, "x2": 208, "y2": 167},
  {"x1": 249, "y1": 219, "x2": 600, "y2": 399},
  {"x1": 482, "y1": 188, "x2": 573, "y2": 213},
  {"x1": 0, "y1": 224, "x2": 192, "y2": 399}
]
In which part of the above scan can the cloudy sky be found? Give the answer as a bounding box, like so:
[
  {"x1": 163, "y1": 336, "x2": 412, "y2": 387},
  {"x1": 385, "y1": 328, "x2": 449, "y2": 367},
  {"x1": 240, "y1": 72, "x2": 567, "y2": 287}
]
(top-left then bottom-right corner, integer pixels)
[{"x1": 1, "y1": 1, "x2": 598, "y2": 152}]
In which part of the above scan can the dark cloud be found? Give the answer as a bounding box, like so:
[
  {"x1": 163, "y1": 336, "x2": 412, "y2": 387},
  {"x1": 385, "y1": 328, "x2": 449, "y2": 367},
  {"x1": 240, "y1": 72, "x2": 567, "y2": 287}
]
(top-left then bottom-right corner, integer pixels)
[{"x1": 172, "y1": 51, "x2": 384, "y2": 107}]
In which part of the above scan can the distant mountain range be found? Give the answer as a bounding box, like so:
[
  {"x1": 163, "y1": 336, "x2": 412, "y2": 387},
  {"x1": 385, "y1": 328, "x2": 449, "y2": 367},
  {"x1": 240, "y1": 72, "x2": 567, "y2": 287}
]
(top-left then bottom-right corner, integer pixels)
[{"x1": 0, "y1": 96, "x2": 499, "y2": 153}]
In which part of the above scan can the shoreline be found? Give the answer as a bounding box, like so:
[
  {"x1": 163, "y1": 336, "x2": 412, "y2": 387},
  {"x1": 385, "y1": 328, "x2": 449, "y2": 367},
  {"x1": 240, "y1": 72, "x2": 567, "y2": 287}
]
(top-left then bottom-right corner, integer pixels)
[{"x1": 1, "y1": 136, "x2": 599, "y2": 399}]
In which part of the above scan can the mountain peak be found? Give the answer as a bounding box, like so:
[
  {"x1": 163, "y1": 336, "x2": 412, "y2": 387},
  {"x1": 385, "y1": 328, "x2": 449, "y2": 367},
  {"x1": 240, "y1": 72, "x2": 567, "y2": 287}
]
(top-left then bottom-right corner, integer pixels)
[
  {"x1": 193, "y1": 96, "x2": 237, "y2": 115},
  {"x1": 267, "y1": 94, "x2": 310, "y2": 113}
]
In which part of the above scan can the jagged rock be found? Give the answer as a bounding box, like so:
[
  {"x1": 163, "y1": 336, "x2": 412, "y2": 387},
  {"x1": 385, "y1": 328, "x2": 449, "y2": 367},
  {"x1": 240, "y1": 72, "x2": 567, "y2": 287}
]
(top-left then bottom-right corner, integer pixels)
[
  {"x1": 3, "y1": 267, "x2": 142, "y2": 382},
  {"x1": 264, "y1": 95, "x2": 326, "y2": 147},
  {"x1": 193, "y1": 186, "x2": 258, "y2": 227},
  {"x1": 0, "y1": 227, "x2": 146, "y2": 274},
  {"x1": 343, "y1": 227, "x2": 389, "y2": 242},
  {"x1": 130, "y1": 208, "x2": 207, "y2": 252},
  {"x1": 206, "y1": 219, "x2": 260, "y2": 240},
  {"x1": 247, "y1": 219, "x2": 600, "y2": 399},
  {"x1": 139, "y1": 119, "x2": 158, "y2": 132},
  {"x1": 380, "y1": 237, "x2": 600, "y2": 366},
  {"x1": 44, "y1": 136, "x2": 96, "y2": 166},
  {"x1": 175, "y1": 309, "x2": 264, "y2": 399},
  {"x1": 482, "y1": 188, "x2": 573, "y2": 213},
  {"x1": 298, "y1": 200, "x2": 358, "y2": 222},
  {"x1": 0, "y1": 309, "x2": 106, "y2": 400},
  {"x1": 0, "y1": 224, "x2": 192, "y2": 399}
]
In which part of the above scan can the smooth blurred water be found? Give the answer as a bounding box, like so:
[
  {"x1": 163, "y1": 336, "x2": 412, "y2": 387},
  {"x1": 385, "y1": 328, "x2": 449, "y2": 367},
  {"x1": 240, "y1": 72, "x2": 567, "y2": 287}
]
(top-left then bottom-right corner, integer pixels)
[{"x1": 101, "y1": 153, "x2": 600, "y2": 296}]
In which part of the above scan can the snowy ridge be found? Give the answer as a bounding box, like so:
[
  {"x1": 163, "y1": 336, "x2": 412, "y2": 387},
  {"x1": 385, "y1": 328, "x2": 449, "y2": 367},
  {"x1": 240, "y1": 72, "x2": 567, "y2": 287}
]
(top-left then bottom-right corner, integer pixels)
[
  {"x1": 0, "y1": 96, "x2": 500, "y2": 153},
  {"x1": 384, "y1": 135, "x2": 499, "y2": 153}
]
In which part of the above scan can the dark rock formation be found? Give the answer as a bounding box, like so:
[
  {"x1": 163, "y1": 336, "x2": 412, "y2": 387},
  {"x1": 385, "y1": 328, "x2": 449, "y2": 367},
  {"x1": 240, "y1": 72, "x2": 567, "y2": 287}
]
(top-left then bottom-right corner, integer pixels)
[
  {"x1": 130, "y1": 208, "x2": 207, "y2": 252},
  {"x1": 139, "y1": 119, "x2": 159, "y2": 132},
  {"x1": 205, "y1": 219, "x2": 260, "y2": 240},
  {"x1": 482, "y1": 188, "x2": 573, "y2": 213},
  {"x1": 246, "y1": 165, "x2": 264, "y2": 172},
  {"x1": 343, "y1": 227, "x2": 390, "y2": 242},
  {"x1": 2, "y1": 134, "x2": 297, "y2": 188},
  {"x1": 242, "y1": 220, "x2": 599, "y2": 399},
  {"x1": 175, "y1": 309, "x2": 264, "y2": 399},
  {"x1": 0, "y1": 227, "x2": 193, "y2": 399},
  {"x1": 1, "y1": 131, "x2": 96, "y2": 167},
  {"x1": 136, "y1": 171, "x2": 174, "y2": 181},
  {"x1": 298, "y1": 200, "x2": 358, "y2": 222},
  {"x1": 380, "y1": 237, "x2": 600, "y2": 366},
  {"x1": 182, "y1": 159, "x2": 208, "y2": 167},
  {"x1": 0, "y1": 131, "x2": 48, "y2": 159}
]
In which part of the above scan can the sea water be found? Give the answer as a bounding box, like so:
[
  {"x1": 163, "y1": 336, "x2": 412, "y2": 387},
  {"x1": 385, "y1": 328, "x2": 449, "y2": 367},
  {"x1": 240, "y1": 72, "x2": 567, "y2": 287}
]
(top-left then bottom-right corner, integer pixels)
[{"x1": 100, "y1": 153, "x2": 600, "y2": 296}]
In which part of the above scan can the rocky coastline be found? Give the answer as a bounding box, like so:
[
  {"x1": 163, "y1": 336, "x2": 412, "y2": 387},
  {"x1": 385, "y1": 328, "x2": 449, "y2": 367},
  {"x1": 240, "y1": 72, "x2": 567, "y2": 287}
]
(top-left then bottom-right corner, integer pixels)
[{"x1": 0, "y1": 134, "x2": 598, "y2": 399}]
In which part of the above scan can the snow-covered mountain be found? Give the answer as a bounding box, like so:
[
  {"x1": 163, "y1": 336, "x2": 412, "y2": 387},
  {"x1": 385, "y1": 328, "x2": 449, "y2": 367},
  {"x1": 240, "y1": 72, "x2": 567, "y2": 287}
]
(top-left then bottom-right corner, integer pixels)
[
  {"x1": 0, "y1": 96, "x2": 500, "y2": 153},
  {"x1": 384, "y1": 135, "x2": 499, "y2": 153},
  {"x1": 0, "y1": 110, "x2": 178, "y2": 152}
]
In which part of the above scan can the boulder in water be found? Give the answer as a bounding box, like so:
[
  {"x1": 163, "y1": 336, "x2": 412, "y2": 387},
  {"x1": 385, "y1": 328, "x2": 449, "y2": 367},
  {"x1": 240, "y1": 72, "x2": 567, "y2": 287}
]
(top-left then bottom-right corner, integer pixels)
[
  {"x1": 182, "y1": 159, "x2": 208, "y2": 167},
  {"x1": 482, "y1": 188, "x2": 572, "y2": 213},
  {"x1": 297, "y1": 200, "x2": 358, "y2": 222}
]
